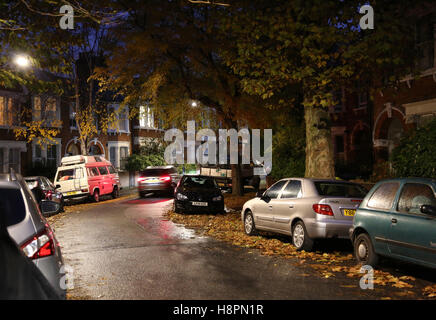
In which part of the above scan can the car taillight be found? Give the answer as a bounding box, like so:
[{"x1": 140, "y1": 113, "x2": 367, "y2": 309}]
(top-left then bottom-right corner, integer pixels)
[
  {"x1": 44, "y1": 190, "x2": 53, "y2": 200},
  {"x1": 313, "y1": 204, "x2": 334, "y2": 216},
  {"x1": 159, "y1": 176, "x2": 171, "y2": 182},
  {"x1": 21, "y1": 228, "x2": 55, "y2": 259}
]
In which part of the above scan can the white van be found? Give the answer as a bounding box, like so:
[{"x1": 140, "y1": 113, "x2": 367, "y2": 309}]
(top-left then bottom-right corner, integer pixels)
[{"x1": 54, "y1": 155, "x2": 121, "y2": 202}]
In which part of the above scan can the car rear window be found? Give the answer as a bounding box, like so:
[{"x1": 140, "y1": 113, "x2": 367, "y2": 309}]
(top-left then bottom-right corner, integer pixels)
[
  {"x1": 182, "y1": 176, "x2": 217, "y2": 188},
  {"x1": 141, "y1": 169, "x2": 171, "y2": 176},
  {"x1": 57, "y1": 169, "x2": 75, "y2": 181},
  {"x1": 0, "y1": 188, "x2": 26, "y2": 227},
  {"x1": 314, "y1": 182, "x2": 367, "y2": 198}
]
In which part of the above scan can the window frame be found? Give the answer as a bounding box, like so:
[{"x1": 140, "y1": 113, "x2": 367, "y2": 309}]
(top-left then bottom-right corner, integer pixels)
[{"x1": 396, "y1": 182, "x2": 436, "y2": 216}]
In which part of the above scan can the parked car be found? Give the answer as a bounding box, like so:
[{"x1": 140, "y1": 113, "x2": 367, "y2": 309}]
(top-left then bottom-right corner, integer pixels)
[
  {"x1": 54, "y1": 155, "x2": 120, "y2": 202},
  {"x1": 0, "y1": 170, "x2": 66, "y2": 298},
  {"x1": 138, "y1": 166, "x2": 180, "y2": 197},
  {"x1": 350, "y1": 178, "x2": 436, "y2": 269},
  {"x1": 173, "y1": 175, "x2": 225, "y2": 214},
  {"x1": 24, "y1": 176, "x2": 64, "y2": 216},
  {"x1": 242, "y1": 178, "x2": 368, "y2": 251}
]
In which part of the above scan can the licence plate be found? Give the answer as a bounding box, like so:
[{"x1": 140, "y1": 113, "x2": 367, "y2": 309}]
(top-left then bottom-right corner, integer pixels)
[
  {"x1": 343, "y1": 209, "x2": 356, "y2": 217},
  {"x1": 191, "y1": 201, "x2": 208, "y2": 207},
  {"x1": 66, "y1": 191, "x2": 78, "y2": 196},
  {"x1": 145, "y1": 178, "x2": 160, "y2": 183}
]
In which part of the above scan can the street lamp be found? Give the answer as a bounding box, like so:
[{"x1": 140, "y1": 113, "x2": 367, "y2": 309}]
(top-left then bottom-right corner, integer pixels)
[
  {"x1": 191, "y1": 101, "x2": 198, "y2": 108},
  {"x1": 13, "y1": 54, "x2": 32, "y2": 68}
]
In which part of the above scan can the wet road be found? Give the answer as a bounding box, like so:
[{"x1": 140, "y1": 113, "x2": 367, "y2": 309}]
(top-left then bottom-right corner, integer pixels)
[{"x1": 53, "y1": 196, "x2": 412, "y2": 300}]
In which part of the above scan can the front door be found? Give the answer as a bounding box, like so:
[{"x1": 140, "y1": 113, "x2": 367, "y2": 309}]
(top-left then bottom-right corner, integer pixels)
[
  {"x1": 254, "y1": 180, "x2": 287, "y2": 229},
  {"x1": 272, "y1": 180, "x2": 302, "y2": 232},
  {"x1": 388, "y1": 183, "x2": 436, "y2": 265}
]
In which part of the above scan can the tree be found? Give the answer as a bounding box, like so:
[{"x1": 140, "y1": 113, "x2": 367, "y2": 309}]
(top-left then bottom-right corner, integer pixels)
[
  {"x1": 95, "y1": 0, "x2": 275, "y2": 195},
  {"x1": 391, "y1": 119, "x2": 436, "y2": 179},
  {"x1": 1, "y1": 1, "x2": 119, "y2": 151},
  {"x1": 219, "y1": 0, "x2": 426, "y2": 178}
]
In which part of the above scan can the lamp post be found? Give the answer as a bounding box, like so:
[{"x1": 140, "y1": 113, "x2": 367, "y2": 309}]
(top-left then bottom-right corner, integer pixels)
[{"x1": 13, "y1": 54, "x2": 32, "y2": 69}]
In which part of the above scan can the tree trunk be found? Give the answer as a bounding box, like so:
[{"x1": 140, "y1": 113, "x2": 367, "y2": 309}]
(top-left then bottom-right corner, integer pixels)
[
  {"x1": 75, "y1": 76, "x2": 88, "y2": 156},
  {"x1": 231, "y1": 163, "x2": 244, "y2": 196},
  {"x1": 304, "y1": 105, "x2": 335, "y2": 178}
]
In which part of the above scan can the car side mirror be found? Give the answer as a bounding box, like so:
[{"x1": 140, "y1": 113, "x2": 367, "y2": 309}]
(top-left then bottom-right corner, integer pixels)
[
  {"x1": 40, "y1": 200, "x2": 60, "y2": 216},
  {"x1": 421, "y1": 205, "x2": 436, "y2": 216},
  {"x1": 260, "y1": 195, "x2": 271, "y2": 203},
  {"x1": 256, "y1": 190, "x2": 265, "y2": 198}
]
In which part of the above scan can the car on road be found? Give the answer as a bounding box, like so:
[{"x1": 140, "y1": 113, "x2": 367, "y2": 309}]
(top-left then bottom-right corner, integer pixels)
[
  {"x1": 174, "y1": 175, "x2": 225, "y2": 214},
  {"x1": 54, "y1": 155, "x2": 120, "y2": 202},
  {"x1": 138, "y1": 166, "x2": 180, "y2": 197},
  {"x1": 0, "y1": 170, "x2": 66, "y2": 298},
  {"x1": 350, "y1": 178, "x2": 436, "y2": 269},
  {"x1": 242, "y1": 178, "x2": 368, "y2": 251},
  {"x1": 25, "y1": 176, "x2": 64, "y2": 216}
]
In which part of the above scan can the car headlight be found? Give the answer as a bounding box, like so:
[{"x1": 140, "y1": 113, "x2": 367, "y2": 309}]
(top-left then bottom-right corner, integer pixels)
[
  {"x1": 176, "y1": 193, "x2": 188, "y2": 201},
  {"x1": 212, "y1": 195, "x2": 223, "y2": 201}
]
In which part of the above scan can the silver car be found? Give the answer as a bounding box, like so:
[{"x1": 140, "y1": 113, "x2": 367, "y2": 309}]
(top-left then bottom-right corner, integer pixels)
[
  {"x1": 241, "y1": 178, "x2": 368, "y2": 251},
  {"x1": 0, "y1": 172, "x2": 66, "y2": 298}
]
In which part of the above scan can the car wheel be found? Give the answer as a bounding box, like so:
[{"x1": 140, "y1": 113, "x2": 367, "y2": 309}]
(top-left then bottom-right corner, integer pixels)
[
  {"x1": 244, "y1": 211, "x2": 257, "y2": 236},
  {"x1": 112, "y1": 186, "x2": 119, "y2": 199},
  {"x1": 354, "y1": 233, "x2": 379, "y2": 267},
  {"x1": 292, "y1": 221, "x2": 314, "y2": 251},
  {"x1": 93, "y1": 190, "x2": 100, "y2": 203},
  {"x1": 173, "y1": 201, "x2": 181, "y2": 214}
]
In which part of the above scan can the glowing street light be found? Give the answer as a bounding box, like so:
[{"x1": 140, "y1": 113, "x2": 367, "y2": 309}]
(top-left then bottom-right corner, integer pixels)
[
  {"x1": 13, "y1": 55, "x2": 32, "y2": 68},
  {"x1": 191, "y1": 101, "x2": 198, "y2": 107}
]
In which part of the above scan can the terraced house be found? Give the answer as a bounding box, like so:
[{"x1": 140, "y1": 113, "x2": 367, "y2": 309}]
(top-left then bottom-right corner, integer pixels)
[{"x1": 0, "y1": 75, "x2": 163, "y2": 188}]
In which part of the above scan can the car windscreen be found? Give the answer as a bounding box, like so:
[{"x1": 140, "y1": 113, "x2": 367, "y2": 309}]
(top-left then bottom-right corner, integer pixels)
[
  {"x1": 0, "y1": 188, "x2": 26, "y2": 227},
  {"x1": 141, "y1": 169, "x2": 170, "y2": 176},
  {"x1": 314, "y1": 182, "x2": 367, "y2": 198},
  {"x1": 182, "y1": 176, "x2": 217, "y2": 189}
]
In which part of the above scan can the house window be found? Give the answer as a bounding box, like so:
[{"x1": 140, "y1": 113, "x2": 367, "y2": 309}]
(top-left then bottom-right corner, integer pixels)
[
  {"x1": 0, "y1": 96, "x2": 19, "y2": 127},
  {"x1": 9, "y1": 148, "x2": 20, "y2": 173},
  {"x1": 109, "y1": 147, "x2": 116, "y2": 166},
  {"x1": 69, "y1": 103, "x2": 77, "y2": 129},
  {"x1": 357, "y1": 91, "x2": 368, "y2": 109},
  {"x1": 108, "y1": 104, "x2": 129, "y2": 133},
  {"x1": 46, "y1": 144, "x2": 58, "y2": 167},
  {"x1": 139, "y1": 105, "x2": 155, "y2": 128},
  {"x1": 33, "y1": 96, "x2": 60, "y2": 125},
  {"x1": 120, "y1": 147, "x2": 129, "y2": 170},
  {"x1": 333, "y1": 90, "x2": 343, "y2": 113},
  {"x1": 416, "y1": 14, "x2": 435, "y2": 71}
]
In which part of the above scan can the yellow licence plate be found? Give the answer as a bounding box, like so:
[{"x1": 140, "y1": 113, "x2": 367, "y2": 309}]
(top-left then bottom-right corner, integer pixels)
[
  {"x1": 66, "y1": 191, "x2": 78, "y2": 196},
  {"x1": 343, "y1": 209, "x2": 356, "y2": 217},
  {"x1": 145, "y1": 179, "x2": 160, "y2": 183}
]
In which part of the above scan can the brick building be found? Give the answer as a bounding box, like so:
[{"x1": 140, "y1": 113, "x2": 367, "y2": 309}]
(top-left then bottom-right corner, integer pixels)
[{"x1": 0, "y1": 74, "x2": 163, "y2": 188}]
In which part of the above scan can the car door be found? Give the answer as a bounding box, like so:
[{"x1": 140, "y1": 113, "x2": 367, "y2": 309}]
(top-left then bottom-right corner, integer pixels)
[
  {"x1": 253, "y1": 180, "x2": 287, "y2": 229},
  {"x1": 272, "y1": 180, "x2": 302, "y2": 232},
  {"x1": 388, "y1": 182, "x2": 436, "y2": 265},
  {"x1": 365, "y1": 182, "x2": 401, "y2": 254}
]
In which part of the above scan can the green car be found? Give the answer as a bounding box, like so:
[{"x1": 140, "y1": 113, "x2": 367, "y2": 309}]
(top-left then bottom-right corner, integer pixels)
[{"x1": 350, "y1": 178, "x2": 436, "y2": 269}]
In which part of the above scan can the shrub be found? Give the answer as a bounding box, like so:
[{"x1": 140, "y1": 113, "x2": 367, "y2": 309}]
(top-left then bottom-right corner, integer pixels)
[{"x1": 391, "y1": 119, "x2": 436, "y2": 179}]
